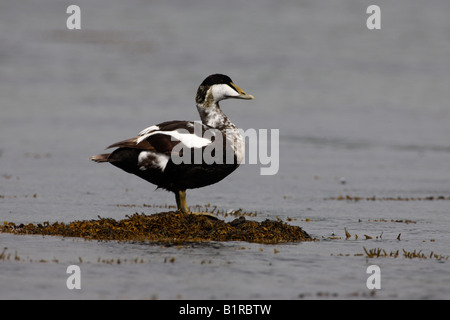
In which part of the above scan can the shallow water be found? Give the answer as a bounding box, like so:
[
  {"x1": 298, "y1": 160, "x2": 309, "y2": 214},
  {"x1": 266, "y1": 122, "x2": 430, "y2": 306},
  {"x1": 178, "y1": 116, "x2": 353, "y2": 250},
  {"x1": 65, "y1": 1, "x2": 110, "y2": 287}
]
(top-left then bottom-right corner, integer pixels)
[{"x1": 1, "y1": 0, "x2": 450, "y2": 299}]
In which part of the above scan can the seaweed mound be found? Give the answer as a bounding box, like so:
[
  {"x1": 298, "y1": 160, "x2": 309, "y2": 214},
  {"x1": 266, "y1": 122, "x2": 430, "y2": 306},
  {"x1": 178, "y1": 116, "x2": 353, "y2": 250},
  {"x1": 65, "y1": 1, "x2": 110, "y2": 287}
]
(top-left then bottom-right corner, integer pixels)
[{"x1": 1, "y1": 211, "x2": 312, "y2": 244}]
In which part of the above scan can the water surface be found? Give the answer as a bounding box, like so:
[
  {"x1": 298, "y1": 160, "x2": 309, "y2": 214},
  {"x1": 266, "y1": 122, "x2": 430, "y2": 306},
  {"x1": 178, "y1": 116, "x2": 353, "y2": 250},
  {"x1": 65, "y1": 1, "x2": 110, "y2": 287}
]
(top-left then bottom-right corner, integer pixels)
[{"x1": 1, "y1": 0, "x2": 449, "y2": 299}]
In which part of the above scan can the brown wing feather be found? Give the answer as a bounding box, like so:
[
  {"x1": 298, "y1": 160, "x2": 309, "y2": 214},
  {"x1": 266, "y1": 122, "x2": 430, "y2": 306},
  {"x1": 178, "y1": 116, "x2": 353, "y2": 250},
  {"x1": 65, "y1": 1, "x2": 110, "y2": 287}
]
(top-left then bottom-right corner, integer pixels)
[
  {"x1": 91, "y1": 121, "x2": 202, "y2": 164},
  {"x1": 104, "y1": 121, "x2": 193, "y2": 151},
  {"x1": 106, "y1": 137, "x2": 155, "y2": 151}
]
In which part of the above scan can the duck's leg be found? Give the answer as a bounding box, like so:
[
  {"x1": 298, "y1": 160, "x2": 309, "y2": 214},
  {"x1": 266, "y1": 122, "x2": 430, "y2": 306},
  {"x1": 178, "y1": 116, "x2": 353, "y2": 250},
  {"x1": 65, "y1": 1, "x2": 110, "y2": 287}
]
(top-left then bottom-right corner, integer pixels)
[
  {"x1": 175, "y1": 190, "x2": 217, "y2": 219},
  {"x1": 175, "y1": 190, "x2": 189, "y2": 214}
]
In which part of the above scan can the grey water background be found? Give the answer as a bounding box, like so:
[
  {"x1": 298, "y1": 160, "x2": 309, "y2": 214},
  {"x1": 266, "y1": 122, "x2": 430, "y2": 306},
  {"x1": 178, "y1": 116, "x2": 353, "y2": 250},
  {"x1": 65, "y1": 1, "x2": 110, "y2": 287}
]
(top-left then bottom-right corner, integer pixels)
[{"x1": 1, "y1": 0, "x2": 449, "y2": 299}]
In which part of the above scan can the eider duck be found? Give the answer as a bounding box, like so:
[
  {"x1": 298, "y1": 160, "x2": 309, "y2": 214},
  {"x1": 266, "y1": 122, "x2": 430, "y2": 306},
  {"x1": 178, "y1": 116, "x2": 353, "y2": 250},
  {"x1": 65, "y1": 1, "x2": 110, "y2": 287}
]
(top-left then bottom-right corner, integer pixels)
[{"x1": 90, "y1": 74, "x2": 254, "y2": 216}]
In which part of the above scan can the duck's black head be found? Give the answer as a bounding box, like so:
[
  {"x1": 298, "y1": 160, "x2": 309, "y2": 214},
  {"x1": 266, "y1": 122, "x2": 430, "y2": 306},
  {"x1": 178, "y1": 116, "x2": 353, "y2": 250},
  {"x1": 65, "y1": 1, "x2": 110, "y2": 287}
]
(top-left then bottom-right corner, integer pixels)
[{"x1": 196, "y1": 74, "x2": 254, "y2": 105}]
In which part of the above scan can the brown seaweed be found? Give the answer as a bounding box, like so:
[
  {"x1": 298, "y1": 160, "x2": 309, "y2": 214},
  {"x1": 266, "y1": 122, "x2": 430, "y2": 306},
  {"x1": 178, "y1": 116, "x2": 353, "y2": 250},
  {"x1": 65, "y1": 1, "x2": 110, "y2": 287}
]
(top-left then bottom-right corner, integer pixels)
[{"x1": 1, "y1": 211, "x2": 312, "y2": 244}]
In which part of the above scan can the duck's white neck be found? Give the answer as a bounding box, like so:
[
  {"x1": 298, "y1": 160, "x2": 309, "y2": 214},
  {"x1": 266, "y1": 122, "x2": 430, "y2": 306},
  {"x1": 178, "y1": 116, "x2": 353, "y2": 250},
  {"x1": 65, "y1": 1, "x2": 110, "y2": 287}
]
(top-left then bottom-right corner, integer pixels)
[
  {"x1": 196, "y1": 102, "x2": 244, "y2": 164},
  {"x1": 196, "y1": 102, "x2": 235, "y2": 130}
]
